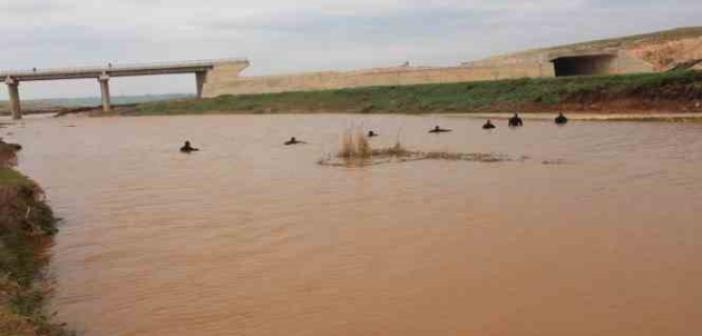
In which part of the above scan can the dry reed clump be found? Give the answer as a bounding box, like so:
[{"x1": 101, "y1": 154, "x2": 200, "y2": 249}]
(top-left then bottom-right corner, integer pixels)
[
  {"x1": 370, "y1": 142, "x2": 413, "y2": 158},
  {"x1": 337, "y1": 129, "x2": 373, "y2": 159},
  {"x1": 321, "y1": 130, "x2": 518, "y2": 167}
]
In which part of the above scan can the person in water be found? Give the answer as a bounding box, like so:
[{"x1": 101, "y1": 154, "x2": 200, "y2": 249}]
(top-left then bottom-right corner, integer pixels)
[
  {"x1": 508, "y1": 113, "x2": 523, "y2": 127},
  {"x1": 284, "y1": 137, "x2": 306, "y2": 145},
  {"x1": 180, "y1": 140, "x2": 199, "y2": 153},
  {"x1": 555, "y1": 112, "x2": 568, "y2": 125},
  {"x1": 429, "y1": 125, "x2": 452, "y2": 133},
  {"x1": 367, "y1": 130, "x2": 378, "y2": 137},
  {"x1": 482, "y1": 120, "x2": 496, "y2": 130}
]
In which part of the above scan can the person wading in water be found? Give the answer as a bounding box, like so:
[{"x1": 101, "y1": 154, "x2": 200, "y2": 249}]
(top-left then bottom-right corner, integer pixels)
[
  {"x1": 482, "y1": 120, "x2": 496, "y2": 130},
  {"x1": 180, "y1": 140, "x2": 199, "y2": 153},
  {"x1": 508, "y1": 113, "x2": 523, "y2": 127},
  {"x1": 284, "y1": 137, "x2": 306, "y2": 145},
  {"x1": 429, "y1": 125, "x2": 452, "y2": 133}
]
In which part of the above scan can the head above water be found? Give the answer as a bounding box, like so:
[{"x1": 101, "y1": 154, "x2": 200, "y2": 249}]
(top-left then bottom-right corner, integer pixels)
[{"x1": 184, "y1": 140, "x2": 191, "y2": 146}]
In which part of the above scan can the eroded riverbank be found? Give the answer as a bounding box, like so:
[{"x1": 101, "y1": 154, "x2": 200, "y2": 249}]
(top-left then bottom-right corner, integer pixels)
[{"x1": 0, "y1": 141, "x2": 70, "y2": 336}]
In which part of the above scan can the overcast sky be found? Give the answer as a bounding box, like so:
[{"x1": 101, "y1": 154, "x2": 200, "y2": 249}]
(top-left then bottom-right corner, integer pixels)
[{"x1": 0, "y1": 0, "x2": 700, "y2": 99}]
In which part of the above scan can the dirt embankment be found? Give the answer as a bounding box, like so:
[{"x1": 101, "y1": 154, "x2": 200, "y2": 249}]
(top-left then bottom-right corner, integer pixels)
[{"x1": 0, "y1": 141, "x2": 70, "y2": 336}]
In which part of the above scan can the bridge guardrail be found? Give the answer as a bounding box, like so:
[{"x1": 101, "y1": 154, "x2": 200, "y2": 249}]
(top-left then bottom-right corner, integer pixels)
[{"x1": 0, "y1": 58, "x2": 248, "y2": 77}]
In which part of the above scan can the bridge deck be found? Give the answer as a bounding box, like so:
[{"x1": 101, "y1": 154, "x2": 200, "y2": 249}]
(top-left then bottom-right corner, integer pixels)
[{"x1": 0, "y1": 58, "x2": 247, "y2": 81}]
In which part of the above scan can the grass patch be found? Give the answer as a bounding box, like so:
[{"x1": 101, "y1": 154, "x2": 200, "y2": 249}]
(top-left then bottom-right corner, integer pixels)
[
  {"x1": 133, "y1": 70, "x2": 702, "y2": 115},
  {"x1": 0, "y1": 169, "x2": 32, "y2": 188}
]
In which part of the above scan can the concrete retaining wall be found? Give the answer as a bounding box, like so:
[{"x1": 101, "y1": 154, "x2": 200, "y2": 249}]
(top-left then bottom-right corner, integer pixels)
[
  {"x1": 200, "y1": 29, "x2": 702, "y2": 98},
  {"x1": 202, "y1": 62, "x2": 553, "y2": 97}
]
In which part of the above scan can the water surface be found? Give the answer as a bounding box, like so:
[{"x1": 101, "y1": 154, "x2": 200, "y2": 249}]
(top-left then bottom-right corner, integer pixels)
[{"x1": 5, "y1": 114, "x2": 702, "y2": 335}]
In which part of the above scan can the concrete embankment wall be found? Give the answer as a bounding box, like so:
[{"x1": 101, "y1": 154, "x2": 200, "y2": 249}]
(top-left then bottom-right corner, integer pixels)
[
  {"x1": 201, "y1": 61, "x2": 251, "y2": 97},
  {"x1": 200, "y1": 29, "x2": 702, "y2": 98},
  {"x1": 199, "y1": 49, "x2": 657, "y2": 98},
  {"x1": 201, "y1": 62, "x2": 553, "y2": 97}
]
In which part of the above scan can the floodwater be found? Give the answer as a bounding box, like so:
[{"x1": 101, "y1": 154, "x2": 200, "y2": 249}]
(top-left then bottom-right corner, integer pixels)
[{"x1": 4, "y1": 114, "x2": 702, "y2": 335}]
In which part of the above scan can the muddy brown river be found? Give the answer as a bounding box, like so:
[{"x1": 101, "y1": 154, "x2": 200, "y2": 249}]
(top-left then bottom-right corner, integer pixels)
[{"x1": 4, "y1": 114, "x2": 702, "y2": 335}]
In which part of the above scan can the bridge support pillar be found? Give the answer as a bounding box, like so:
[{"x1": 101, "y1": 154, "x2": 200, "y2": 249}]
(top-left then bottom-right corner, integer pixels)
[
  {"x1": 195, "y1": 71, "x2": 206, "y2": 99},
  {"x1": 4, "y1": 77, "x2": 21, "y2": 120},
  {"x1": 98, "y1": 74, "x2": 111, "y2": 112}
]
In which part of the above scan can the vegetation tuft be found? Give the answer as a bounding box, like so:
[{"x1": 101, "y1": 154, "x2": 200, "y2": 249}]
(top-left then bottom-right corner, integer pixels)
[{"x1": 320, "y1": 130, "x2": 514, "y2": 167}]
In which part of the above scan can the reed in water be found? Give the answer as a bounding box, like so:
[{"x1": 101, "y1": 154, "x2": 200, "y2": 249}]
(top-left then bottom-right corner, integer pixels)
[
  {"x1": 337, "y1": 129, "x2": 411, "y2": 161},
  {"x1": 324, "y1": 129, "x2": 511, "y2": 167}
]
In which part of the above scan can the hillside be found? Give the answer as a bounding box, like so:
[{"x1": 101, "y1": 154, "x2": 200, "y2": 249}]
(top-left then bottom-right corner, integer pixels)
[{"x1": 467, "y1": 26, "x2": 702, "y2": 71}]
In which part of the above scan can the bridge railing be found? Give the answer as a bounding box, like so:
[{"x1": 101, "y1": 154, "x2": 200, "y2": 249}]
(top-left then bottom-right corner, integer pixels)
[{"x1": 0, "y1": 57, "x2": 248, "y2": 77}]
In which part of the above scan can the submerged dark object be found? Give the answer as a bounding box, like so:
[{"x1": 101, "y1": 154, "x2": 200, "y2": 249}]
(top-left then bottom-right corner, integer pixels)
[
  {"x1": 284, "y1": 137, "x2": 306, "y2": 145},
  {"x1": 482, "y1": 120, "x2": 496, "y2": 130},
  {"x1": 508, "y1": 113, "x2": 523, "y2": 128},
  {"x1": 180, "y1": 140, "x2": 199, "y2": 153},
  {"x1": 429, "y1": 125, "x2": 452, "y2": 133},
  {"x1": 368, "y1": 130, "x2": 378, "y2": 137},
  {"x1": 555, "y1": 112, "x2": 568, "y2": 125}
]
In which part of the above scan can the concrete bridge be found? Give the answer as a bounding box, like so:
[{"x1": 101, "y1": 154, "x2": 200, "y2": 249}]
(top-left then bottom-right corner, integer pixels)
[{"x1": 1, "y1": 58, "x2": 250, "y2": 119}]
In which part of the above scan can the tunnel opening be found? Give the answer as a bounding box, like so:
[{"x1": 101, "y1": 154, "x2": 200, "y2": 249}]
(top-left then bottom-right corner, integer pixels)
[{"x1": 552, "y1": 55, "x2": 616, "y2": 77}]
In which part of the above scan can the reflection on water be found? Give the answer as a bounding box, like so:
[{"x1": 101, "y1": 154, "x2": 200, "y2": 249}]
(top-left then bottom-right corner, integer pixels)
[{"x1": 5, "y1": 114, "x2": 702, "y2": 335}]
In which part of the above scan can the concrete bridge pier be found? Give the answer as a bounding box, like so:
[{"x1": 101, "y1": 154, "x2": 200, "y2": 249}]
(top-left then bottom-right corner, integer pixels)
[
  {"x1": 195, "y1": 71, "x2": 207, "y2": 99},
  {"x1": 98, "y1": 74, "x2": 111, "y2": 112},
  {"x1": 4, "y1": 77, "x2": 21, "y2": 120}
]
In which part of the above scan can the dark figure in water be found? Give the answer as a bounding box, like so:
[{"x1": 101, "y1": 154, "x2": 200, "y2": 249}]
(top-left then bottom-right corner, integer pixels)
[
  {"x1": 508, "y1": 113, "x2": 523, "y2": 128},
  {"x1": 555, "y1": 112, "x2": 568, "y2": 125},
  {"x1": 482, "y1": 120, "x2": 496, "y2": 130},
  {"x1": 180, "y1": 140, "x2": 199, "y2": 153},
  {"x1": 368, "y1": 130, "x2": 378, "y2": 137},
  {"x1": 284, "y1": 137, "x2": 306, "y2": 145},
  {"x1": 429, "y1": 125, "x2": 452, "y2": 133}
]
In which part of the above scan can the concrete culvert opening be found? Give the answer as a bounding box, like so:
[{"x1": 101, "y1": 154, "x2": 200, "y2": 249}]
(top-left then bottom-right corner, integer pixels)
[{"x1": 552, "y1": 55, "x2": 616, "y2": 77}]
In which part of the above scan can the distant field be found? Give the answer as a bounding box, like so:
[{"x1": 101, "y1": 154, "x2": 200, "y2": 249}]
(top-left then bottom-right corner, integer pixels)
[
  {"x1": 0, "y1": 94, "x2": 192, "y2": 114},
  {"x1": 133, "y1": 70, "x2": 702, "y2": 115}
]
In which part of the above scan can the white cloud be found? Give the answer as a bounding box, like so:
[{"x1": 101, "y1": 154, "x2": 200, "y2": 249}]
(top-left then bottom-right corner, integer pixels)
[{"x1": 0, "y1": 0, "x2": 699, "y2": 99}]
